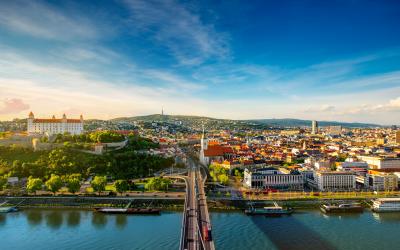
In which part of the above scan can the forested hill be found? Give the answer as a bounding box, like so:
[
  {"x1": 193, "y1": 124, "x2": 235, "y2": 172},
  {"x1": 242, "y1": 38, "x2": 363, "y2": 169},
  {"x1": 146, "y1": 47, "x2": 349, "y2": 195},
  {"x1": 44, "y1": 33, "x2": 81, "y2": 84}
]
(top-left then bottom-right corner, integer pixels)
[{"x1": 111, "y1": 114, "x2": 380, "y2": 128}]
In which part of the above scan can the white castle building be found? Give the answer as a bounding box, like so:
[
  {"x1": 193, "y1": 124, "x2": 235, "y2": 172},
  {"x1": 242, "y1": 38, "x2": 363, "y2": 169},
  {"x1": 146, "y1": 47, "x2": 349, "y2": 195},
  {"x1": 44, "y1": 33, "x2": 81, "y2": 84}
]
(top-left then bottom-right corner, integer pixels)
[{"x1": 27, "y1": 112, "x2": 84, "y2": 135}]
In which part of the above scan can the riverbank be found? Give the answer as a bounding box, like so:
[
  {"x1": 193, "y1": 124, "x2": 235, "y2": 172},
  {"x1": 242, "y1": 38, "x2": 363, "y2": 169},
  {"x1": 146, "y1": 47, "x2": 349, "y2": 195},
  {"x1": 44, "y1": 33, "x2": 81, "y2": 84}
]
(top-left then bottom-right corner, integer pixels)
[
  {"x1": 0, "y1": 196, "x2": 185, "y2": 210},
  {"x1": 0, "y1": 195, "x2": 378, "y2": 211}
]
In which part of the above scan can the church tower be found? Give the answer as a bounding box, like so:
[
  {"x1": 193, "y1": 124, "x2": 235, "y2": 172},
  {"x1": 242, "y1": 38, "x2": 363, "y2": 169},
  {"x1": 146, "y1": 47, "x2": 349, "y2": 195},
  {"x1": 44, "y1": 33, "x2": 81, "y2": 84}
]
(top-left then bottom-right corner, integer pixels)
[{"x1": 200, "y1": 125, "x2": 208, "y2": 165}]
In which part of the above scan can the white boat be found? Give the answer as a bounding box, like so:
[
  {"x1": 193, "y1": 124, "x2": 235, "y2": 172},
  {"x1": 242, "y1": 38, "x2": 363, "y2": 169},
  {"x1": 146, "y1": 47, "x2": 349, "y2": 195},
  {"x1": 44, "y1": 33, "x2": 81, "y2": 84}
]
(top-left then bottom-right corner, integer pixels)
[{"x1": 372, "y1": 198, "x2": 400, "y2": 212}]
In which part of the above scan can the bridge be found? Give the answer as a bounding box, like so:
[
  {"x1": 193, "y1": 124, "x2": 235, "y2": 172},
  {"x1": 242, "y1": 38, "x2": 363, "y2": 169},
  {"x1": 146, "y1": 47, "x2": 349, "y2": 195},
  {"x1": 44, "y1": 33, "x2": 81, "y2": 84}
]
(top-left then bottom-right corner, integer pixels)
[{"x1": 179, "y1": 158, "x2": 215, "y2": 250}]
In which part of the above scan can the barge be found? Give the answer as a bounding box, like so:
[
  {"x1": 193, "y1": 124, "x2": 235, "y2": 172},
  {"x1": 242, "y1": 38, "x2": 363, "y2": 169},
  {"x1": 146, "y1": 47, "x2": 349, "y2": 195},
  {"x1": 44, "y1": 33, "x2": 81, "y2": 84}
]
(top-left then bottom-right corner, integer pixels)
[
  {"x1": 0, "y1": 206, "x2": 18, "y2": 213},
  {"x1": 0, "y1": 201, "x2": 19, "y2": 213},
  {"x1": 320, "y1": 203, "x2": 363, "y2": 213},
  {"x1": 94, "y1": 207, "x2": 160, "y2": 214},
  {"x1": 94, "y1": 200, "x2": 160, "y2": 214}
]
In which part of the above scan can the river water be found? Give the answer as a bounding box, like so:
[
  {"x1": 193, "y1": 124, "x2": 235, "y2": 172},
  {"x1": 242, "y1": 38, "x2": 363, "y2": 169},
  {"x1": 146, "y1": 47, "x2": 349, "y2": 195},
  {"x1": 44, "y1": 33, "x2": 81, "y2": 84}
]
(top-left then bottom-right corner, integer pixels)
[{"x1": 1, "y1": 208, "x2": 400, "y2": 250}]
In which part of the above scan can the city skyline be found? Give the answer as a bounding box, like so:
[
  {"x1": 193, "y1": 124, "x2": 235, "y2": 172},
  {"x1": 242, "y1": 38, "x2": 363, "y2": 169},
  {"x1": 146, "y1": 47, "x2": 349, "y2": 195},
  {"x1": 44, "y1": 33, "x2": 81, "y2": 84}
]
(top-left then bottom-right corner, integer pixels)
[{"x1": 0, "y1": 0, "x2": 400, "y2": 124}]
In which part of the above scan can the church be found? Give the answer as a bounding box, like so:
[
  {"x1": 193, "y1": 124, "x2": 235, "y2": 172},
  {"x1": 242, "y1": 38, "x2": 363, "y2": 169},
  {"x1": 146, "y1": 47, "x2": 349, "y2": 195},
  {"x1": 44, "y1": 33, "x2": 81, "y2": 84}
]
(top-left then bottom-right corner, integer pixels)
[{"x1": 27, "y1": 112, "x2": 84, "y2": 135}]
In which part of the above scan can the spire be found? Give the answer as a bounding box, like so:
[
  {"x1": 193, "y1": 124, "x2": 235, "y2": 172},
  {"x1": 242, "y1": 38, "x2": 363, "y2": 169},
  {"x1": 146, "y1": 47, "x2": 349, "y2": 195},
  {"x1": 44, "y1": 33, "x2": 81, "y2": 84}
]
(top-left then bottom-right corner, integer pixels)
[
  {"x1": 28, "y1": 111, "x2": 34, "y2": 119},
  {"x1": 52, "y1": 115, "x2": 55, "y2": 119},
  {"x1": 62, "y1": 113, "x2": 67, "y2": 119},
  {"x1": 80, "y1": 114, "x2": 83, "y2": 121}
]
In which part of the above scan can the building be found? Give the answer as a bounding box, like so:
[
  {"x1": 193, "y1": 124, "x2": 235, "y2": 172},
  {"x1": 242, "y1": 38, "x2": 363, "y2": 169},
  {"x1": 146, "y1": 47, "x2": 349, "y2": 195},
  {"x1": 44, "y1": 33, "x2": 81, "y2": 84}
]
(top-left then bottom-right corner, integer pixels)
[
  {"x1": 337, "y1": 161, "x2": 369, "y2": 176},
  {"x1": 27, "y1": 112, "x2": 84, "y2": 135},
  {"x1": 315, "y1": 171, "x2": 356, "y2": 191},
  {"x1": 243, "y1": 167, "x2": 304, "y2": 190},
  {"x1": 311, "y1": 120, "x2": 318, "y2": 134},
  {"x1": 327, "y1": 126, "x2": 342, "y2": 135},
  {"x1": 358, "y1": 155, "x2": 400, "y2": 170},
  {"x1": 368, "y1": 170, "x2": 398, "y2": 191},
  {"x1": 396, "y1": 131, "x2": 400, "y2": 144}
]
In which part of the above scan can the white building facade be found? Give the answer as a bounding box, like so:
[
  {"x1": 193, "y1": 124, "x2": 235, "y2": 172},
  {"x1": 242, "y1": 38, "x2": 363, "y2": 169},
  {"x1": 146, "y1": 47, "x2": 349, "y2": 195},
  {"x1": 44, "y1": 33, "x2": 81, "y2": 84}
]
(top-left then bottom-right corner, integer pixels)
[
  {"x1": 358, "y1": 155, "x2": 400, "y2": 170},
  {"x1": 244, "y1": 167, "x2": 304, "y2": 190},
  {"x1": 27, "y1": 112, "x2": 84, "y2": 135},
  {"x1": 316, "y1": 171, "x2": 356, "y2": 191}
]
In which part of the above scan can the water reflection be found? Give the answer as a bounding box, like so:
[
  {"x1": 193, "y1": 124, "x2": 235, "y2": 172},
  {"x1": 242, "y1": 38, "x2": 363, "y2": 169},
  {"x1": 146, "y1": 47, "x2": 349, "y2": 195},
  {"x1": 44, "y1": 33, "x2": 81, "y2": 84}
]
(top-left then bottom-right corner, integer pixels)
[
  {"x1": 251, "y1": 215, "x2": 336, "y2": 250},
  {"x1": 0, "y1": 214, "x2": 6, "y2": 226},
  {"x1": 372, "y1": 212, "x2": 400, "y2": 223},
  {"x1": 27, "y1": 210, "x2": 43, "y2": 226},
  {"x1": 92, "y1": 213, "x2": 107, "y2": 229},
  {"x1": 67, "y1": 211, "x2": 81, "y2": 227},
  {"x1": 115, "y1": 215, "x2": 127, "y2": 229},
  {"x1": 45, "y1": 211, "x2": 63, "y2": 229}
]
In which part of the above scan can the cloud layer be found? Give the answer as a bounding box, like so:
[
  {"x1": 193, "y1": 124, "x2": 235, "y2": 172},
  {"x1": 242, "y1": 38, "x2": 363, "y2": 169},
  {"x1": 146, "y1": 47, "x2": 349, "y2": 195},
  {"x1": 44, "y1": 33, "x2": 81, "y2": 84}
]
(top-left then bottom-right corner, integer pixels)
[
  {"x1": 0, "y1": 98, "x2": 30, "y2": 115},
  {"x1": 0, "y1": 0, "x2": 399, "y2": 125}
]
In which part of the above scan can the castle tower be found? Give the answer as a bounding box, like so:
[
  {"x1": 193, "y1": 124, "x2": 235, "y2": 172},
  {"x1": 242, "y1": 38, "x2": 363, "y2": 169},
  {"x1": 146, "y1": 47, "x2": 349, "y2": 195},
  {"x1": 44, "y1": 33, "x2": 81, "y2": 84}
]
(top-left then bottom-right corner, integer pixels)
[
  {"x1": 27, "y1": 112, "x2": 35, "y2": 134},
  {"x1": 80, "y1": 114, "x2": 84, "y2": 123}
]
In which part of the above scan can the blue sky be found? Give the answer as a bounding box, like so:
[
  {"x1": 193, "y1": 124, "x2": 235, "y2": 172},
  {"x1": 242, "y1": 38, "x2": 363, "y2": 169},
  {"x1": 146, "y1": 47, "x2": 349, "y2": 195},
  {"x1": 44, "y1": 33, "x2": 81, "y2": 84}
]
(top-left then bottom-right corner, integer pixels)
[{"x1": 0, "y1": 0, "x2": 399, "y2": 124}]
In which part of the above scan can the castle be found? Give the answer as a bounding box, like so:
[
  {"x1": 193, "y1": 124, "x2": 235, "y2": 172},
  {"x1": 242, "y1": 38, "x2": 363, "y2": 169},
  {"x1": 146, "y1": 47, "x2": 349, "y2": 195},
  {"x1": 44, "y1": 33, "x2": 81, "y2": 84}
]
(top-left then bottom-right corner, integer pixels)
[{"x1": 27, "y1": 112, "x2": 84, "y2": 135}]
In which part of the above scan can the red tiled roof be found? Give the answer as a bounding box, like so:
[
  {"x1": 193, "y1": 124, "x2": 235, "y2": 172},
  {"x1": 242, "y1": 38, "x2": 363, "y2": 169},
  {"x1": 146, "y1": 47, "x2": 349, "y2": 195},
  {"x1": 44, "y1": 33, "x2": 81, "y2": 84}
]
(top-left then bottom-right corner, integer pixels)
[{"x1": 204, "y1": 145, "x2": 224, "y2": 157}]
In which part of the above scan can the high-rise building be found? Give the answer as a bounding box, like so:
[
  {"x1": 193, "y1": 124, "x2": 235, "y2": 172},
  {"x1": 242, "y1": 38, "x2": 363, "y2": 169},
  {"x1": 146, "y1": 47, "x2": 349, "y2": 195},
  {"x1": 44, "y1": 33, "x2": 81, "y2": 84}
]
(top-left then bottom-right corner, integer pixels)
[{"x1": 311, "y1": 120, "x2": 318, "y2": 134}]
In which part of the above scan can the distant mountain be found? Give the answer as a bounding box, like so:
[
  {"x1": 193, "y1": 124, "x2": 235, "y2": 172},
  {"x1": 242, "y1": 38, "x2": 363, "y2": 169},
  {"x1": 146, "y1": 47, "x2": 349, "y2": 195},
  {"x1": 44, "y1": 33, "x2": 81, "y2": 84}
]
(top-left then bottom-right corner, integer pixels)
[
  {"x1": 111, "y1": 114, "x2": 380, "y2": 128},
  {"x1": 247, "y1": 118, "x2": 380, "y2": 128}
]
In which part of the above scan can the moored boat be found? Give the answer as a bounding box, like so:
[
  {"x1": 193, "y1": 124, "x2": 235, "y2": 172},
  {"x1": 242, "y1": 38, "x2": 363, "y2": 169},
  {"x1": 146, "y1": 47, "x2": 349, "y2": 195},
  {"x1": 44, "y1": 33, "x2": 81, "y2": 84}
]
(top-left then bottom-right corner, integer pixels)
[
  {"x1": 245, "y1": 202, "x2": 293, "y2": 216},
  {"x1": 0, "y1": 206, "x2": 18, "y2": 213},
  {"x1": 94, "y1": 207, "x2": 160, "y2": 214},
  {"x1": 372, "y1": 198, "x2": 400, "y2": 212},
  {"x1": 320, "y1": 203, "x2": 363, "y2": 213}
]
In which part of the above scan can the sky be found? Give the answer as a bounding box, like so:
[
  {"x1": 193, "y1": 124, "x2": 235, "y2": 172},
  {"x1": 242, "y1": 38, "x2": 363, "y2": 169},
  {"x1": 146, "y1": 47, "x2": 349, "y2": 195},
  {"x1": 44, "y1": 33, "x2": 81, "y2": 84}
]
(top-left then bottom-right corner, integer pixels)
[{"x1": 0, "y1": 0, "x2": 399, "y2": 125}]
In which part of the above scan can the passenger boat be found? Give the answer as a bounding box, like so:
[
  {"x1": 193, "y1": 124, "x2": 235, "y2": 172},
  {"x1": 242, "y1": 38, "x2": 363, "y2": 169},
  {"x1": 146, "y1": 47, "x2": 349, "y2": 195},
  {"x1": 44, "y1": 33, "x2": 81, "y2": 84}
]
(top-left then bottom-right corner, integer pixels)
[
  {"x1": 320, "y1": 203, "x2": 363, "y2": 213},
  {"x1": 372, "y1": 198, "x2": 400, "y2": 212},
  {"x1": 245, "y1": 202, "x2": 293, "y2": 216},
  {"x1": 94, "y1": 207, "x2": 160, "y2": 214}
]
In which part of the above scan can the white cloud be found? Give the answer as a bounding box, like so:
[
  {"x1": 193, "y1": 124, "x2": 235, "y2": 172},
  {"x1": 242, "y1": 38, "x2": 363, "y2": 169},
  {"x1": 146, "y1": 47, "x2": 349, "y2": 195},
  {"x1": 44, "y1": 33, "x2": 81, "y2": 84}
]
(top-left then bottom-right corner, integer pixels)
[
  {"x1": 339, "y1": 96, "x2": 400, "y2": 115},
  {"x1": 0, "y1": 0, "x2": 103, "y2": 41},
  {"x1": 0, "y1": 98, "x2": 30, "y2": 114},
  {"x1": 122, "y1": 0, "x2": 230, "y2": 65}
]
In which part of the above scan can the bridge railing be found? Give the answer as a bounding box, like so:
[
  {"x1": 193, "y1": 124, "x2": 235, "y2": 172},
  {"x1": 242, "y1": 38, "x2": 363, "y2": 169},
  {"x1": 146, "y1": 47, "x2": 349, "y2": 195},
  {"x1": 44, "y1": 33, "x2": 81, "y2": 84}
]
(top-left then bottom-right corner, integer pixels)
[{"x1": 179, "y1": 178, "x2": 189, "y2": 250}]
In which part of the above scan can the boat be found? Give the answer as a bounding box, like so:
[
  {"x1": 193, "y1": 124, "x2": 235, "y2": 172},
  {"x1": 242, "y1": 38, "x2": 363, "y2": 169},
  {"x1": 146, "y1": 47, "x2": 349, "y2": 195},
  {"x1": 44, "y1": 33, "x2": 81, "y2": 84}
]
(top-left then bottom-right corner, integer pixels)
[
  {"x1": 0, "y1": 206, "x2": 18, "y2": 213},
  {"x1": 245, "y1": 202, "x2": 293, "y2": 216},
  {"x1": 0, "y1": 201, "x2": 19, "y2": 213},
  {"x1": 320, "y1": 203, "x2": 363, "y2": 213},
  {"x1": 372, "y1": 198, "x2": 400, "y2": 212},
  {"x1": 94, "y1": 207, "x2": 160, "y2": 214},
  {"x1": 94, "y1": 200, "x2": 160, "y2": 214}
]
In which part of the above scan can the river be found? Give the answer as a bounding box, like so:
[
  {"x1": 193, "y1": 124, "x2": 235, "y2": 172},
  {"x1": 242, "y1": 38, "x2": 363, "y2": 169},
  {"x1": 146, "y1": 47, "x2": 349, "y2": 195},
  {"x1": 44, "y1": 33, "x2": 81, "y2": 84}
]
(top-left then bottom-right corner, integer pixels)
[{"x1": 1, "y1": 208, "x2": 400, "y2": 250}]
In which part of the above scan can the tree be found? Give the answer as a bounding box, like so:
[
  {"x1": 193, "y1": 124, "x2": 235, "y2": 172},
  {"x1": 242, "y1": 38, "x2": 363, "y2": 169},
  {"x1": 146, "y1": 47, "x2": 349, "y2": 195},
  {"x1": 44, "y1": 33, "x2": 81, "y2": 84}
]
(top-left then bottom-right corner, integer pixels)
[
  {"x1": 66, "y1": 177, "x2": 81, "y2": 194},
  {"x1": 45, "y1": 174, "x2": 63, "y2": 195},
  {"x1": 114, "y1": 180, "x2": 129, "y2": 195},
  {"x1": 144, "y1": 177, "x2": 171, "y2": 191},
  {"x1": 91, "y1": 176, "x2": 107, "y2": 195},
  {"x1": 218, "y1": 174, "x2": 229, "y2": 185},
  {"x1": 0, "y1": 176, "x2": 7, "y2": 191},
  {"x1": 26, "y1": 177, "x2": 43, "y2": 194}
]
